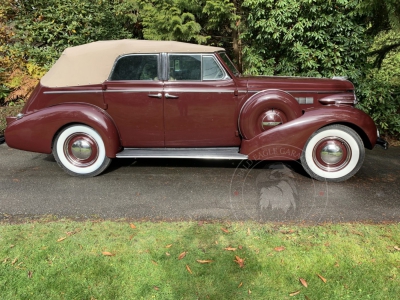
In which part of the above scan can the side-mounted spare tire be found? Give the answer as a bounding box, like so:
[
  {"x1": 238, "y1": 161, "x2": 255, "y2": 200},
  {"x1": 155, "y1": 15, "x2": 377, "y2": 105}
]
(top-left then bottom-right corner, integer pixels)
[{"x1": 239, "y1": 89, "x2": 302, "y2": 140}]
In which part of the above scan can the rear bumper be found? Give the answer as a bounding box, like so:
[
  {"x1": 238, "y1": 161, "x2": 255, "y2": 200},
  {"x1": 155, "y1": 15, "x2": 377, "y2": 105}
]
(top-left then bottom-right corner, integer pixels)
[{"x1": 376, "y1": 137, "x2": 388, "y2": 150}]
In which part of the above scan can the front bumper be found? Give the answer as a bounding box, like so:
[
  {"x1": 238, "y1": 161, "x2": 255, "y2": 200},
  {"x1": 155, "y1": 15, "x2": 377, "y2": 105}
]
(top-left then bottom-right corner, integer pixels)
[{"x1": 376, "y1": 137, "x2": 388, "y2": 150}]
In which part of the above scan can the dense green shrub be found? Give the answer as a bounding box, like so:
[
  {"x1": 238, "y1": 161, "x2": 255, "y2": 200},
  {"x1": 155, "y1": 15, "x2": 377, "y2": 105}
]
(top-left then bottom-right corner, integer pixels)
[
  {"x1": 241, "y1": 0, "x2": 369, "y2": 79},
  {"x1": 8, "y1": 0, "x2": 135, "y2": 68}
]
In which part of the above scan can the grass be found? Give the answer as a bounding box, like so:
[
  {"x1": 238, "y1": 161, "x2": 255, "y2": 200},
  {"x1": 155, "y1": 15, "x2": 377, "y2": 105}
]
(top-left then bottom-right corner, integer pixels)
[
  {"x1": 0, "y1": 105, "x2": 23, "y2": 135},
  {"x1": 1, "y1": 220, "x2": 399, "y2": 299}
]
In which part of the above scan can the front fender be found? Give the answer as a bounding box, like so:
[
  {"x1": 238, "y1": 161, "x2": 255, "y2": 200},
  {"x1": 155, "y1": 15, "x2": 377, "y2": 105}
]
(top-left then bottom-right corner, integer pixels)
[
  {"x1": 5, "y1": 103, "x2": 121, "y2": 158},
  {"x1": 240, "y1": 106, "x2": 377, "y2": 160}
]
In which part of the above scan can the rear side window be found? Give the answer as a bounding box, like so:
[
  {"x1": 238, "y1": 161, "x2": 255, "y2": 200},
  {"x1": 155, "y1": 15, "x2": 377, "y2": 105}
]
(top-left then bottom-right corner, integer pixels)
[{"x1": 110, "y1": 55, "x2": 159, "y2": 81}]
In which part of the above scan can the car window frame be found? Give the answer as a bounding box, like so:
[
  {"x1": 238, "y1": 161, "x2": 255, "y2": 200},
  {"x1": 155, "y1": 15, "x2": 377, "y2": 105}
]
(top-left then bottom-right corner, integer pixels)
[{"x1": 108, "y1": 53, "x2": 162, "y2": 81}]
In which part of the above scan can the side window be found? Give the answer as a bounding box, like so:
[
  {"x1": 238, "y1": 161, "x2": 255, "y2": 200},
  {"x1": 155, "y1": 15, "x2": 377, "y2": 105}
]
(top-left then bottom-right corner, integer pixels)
[
  {"x1": 169, "y1": 55, "x2": 201, "y2": 81},
  {"x1": 202, "y1": 56, "x2": 224, "y2": 80},
  {"x1": 110, "y1": 55, "x2": 159, "y2": 81}
]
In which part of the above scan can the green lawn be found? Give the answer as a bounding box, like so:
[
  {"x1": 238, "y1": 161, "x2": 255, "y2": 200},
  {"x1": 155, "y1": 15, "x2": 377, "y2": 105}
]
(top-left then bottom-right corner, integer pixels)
[{"x1": 1, "y1": 219, "x2": 399, "y2": 299}]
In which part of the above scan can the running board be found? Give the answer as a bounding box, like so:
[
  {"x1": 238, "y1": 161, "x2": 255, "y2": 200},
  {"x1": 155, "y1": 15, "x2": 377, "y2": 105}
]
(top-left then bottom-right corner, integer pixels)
[{"x1": 116, "y1": 147, "x2": 248, "y2": 160}]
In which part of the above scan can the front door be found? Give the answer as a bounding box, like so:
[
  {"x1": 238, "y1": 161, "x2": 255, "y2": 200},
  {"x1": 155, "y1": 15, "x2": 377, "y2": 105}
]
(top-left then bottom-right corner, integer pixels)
[
  {"x1": 104, "y1": 54, "x2": 165, "y2": 147},
  {"x1": 163, "y1": 54, "x2": 240, "y2": 147}
]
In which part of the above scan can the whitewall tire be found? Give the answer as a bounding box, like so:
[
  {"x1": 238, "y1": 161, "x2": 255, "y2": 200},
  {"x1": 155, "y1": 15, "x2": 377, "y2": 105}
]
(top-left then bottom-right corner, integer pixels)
[
  {"x1": 53, "y1": 125, "x2": 111, "y2": 177},
  {"x1": 300, "y1": 125, "x2": 365, "y2": 182}
]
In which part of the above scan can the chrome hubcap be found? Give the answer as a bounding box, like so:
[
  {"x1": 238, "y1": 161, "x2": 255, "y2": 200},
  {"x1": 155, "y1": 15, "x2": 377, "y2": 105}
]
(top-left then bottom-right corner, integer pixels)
[
  {"x1": 71, "y1": 139, "x2": 92, "y2": 160},
  {"x1": 312, "y1": 137, "x2": 351, "y2": 172},
  {"x1": 64, "y1": 133, "x2": 99, "y2": 167},
  {"x1": 320, "y1": 143, "x2": 343, "y2": 164}
]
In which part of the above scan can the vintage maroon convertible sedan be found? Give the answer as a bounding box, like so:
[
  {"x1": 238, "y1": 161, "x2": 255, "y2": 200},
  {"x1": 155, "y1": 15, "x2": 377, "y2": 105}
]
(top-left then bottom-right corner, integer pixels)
[{"x1": 4, "y1": 40, "x2": 387, "y2": 181}]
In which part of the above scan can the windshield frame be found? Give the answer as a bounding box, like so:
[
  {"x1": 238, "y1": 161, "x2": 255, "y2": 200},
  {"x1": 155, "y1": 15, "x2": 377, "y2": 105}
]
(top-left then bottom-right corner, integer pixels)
[{"x1": 217, "y1": 51, "x2": 241, "y2": 77}]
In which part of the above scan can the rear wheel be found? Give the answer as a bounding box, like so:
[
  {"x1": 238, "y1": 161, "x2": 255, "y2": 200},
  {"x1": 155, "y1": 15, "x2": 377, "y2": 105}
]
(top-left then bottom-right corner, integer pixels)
[
  {"x1": 300, "y1": 125, "x2": 365, "y2": 182},
  {"x1": 53, "y1": 125, "x2": 111, "y2": 177}
]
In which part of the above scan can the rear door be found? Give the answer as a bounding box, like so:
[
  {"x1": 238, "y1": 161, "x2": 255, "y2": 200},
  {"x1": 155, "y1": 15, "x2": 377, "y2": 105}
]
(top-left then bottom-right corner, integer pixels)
[{"x1": 104, "y1": 54, "x2": 165, "y2": 147}]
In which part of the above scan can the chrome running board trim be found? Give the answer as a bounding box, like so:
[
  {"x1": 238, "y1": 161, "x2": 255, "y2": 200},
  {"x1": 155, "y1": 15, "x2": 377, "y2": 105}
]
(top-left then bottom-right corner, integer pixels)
[{"x1": 116, "y1": 147, "x2": 247, "y2": 160}]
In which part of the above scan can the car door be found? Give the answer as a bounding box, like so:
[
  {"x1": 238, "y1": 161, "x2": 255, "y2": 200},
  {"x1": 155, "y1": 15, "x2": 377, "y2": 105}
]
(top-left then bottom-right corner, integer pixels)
[
  {"x1": 163, "y1": 53, "x2": 241, "y2": 147},
  {"x1": 104, "y1": 54, "x2": 165, "y2": 147}
]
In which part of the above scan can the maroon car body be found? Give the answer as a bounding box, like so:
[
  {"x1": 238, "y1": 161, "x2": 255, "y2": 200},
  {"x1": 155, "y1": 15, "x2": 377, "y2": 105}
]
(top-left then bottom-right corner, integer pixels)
[{"x1": 4, "y1": 40, "x2": 387, "y2": 181}]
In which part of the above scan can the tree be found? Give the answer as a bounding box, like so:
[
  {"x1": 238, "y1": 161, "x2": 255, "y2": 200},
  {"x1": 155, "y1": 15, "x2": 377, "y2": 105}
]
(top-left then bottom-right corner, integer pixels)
[
  {"x1": 140, "y1": 0, "x2": 207, "y2": 44},
  {"x1": 359, "y1": 0, "x2": 400, "y2": 68}
]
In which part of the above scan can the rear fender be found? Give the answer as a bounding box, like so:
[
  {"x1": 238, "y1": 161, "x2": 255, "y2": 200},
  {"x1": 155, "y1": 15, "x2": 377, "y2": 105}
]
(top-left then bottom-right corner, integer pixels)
[
  {"x1": 5, "y1": 103, "x2": 121, "y2": 157},
  {"x1": 240, "y1": 107, "x2": 377, "y2": 160}
]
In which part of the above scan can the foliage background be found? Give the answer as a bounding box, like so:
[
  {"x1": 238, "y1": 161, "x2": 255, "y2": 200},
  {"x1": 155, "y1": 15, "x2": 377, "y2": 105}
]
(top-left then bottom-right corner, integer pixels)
[{"x1": 0, "y1": 0, "x2": 399, "y2": 138}]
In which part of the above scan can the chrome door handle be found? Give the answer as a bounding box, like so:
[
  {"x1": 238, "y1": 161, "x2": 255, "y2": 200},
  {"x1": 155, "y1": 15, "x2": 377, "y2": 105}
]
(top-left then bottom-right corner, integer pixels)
[
  {"x1": 148, "y1": 93, "x2": 162, "y2": 98},
  {"x1": 165, "y1": 93, "x2": 179, "y2": 99}
]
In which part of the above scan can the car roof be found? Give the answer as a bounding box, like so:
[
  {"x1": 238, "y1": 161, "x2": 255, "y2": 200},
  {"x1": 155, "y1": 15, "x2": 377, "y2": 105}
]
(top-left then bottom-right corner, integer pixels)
[{"x1": 41, "y1": 39, "x2": 225, "y2": 88}]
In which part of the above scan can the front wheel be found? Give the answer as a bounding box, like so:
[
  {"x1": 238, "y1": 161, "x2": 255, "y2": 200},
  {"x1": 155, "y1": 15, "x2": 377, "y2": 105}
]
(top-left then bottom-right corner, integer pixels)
[
  {"x1": 300, "y1": 125, "x2": 365, "y2": 182},
  {"x1": 53, "y1": 125, "x2": 111, "y2": 177}
]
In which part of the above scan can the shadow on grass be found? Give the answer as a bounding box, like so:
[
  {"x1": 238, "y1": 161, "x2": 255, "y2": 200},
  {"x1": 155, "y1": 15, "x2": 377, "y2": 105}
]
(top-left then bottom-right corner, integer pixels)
[{"x1": 139, "y1": 222, "x2": 261, "y2": 299}]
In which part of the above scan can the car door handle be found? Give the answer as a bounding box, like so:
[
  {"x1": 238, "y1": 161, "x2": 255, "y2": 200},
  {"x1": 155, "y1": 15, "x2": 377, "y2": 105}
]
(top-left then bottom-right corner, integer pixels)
[
  {"x1": 165, "y1": 93, "x2": 179, "y2": 99},
  {"x1": 148, "y1": 93, "x2": 162, "y2": 99}
]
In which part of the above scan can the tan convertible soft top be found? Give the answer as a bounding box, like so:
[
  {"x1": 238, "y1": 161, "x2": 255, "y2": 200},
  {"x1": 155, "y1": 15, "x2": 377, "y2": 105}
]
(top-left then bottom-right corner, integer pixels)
[{"x1": 41, "y1": 39, "x2": 225, "y2": 88}]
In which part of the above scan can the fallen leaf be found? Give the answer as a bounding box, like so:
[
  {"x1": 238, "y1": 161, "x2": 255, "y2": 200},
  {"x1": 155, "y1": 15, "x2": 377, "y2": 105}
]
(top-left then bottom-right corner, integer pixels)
[
  {"x1": 196, "y1": 260, "x2": 213, "y2": 264},
  {"x1": 224, "y1": 247, "x2": 236, "y2": 251},
  {"x1": 238, "y1": 282, "x2": 243, "y2": 288},
  {"x1": 248, "y1": 289, "x2": 251, "y2": 294},
  {"x1": 198, "y1": 221, "x2": 204, "y2": 226},
  {"x1": 57, "y1": 237, "x2": 66, "y2": 242},
  {"x1": 215, "y1": 241, "x2": 218, "y2": 245},
  {"x1": 28, "y1": 271, "x2": 33, "y2": 278},
  {"x1": 334, "y1": 261, "x2": 340, "y2": 267},
  {"x1": 11, "y1": 258, "x2": 18, "y2": 265},
  {"x1": 102, "y1": 252, "x2": 115, "y2": 256},
  {"x1": 280, "y1": 229, "x2": 295, "y2": 234},
  {"x1": 238, "y1": 245, "x2": 243, "y2": 250},
  {"x1": 165, "y1": 252, "x2": 170, "y2": 256},
  {"x1": 299, "y1": 278, "x2": 308, "y2": 288},
  {"x1": 234, "y1": 255, "x2": 245, "y2": 268},
  {"x1": 274, "y1": 246, "x2": 285, "y2": 252},
  {"x1": 317, "y1": 273, "x2": 327, "y2": 283},
  {"x1": 394, "y1": 246, "x2": 400, "y2": 251},
  {"x1": 129, "y1": 235, "x2": 134, "y2": 240},
  {"x1": 186, "y1": 264, "x2": 192, "y2": 274},
  {"x1": 153, "y1": 286, "x2": 159, "y2": 291},
  {"x1": 352, "y1": 230, "x2": 364, "y2": 237},
  {"x1": 12, "y1": 178, "x2": 20, "y2": 182},
  {"x1": 221, "y1": 227, "x2": 229, "y2": 233},
  {"x1": 3, "y1": 258, "x2": 9, "y2": 264},
  {"x1": 165, "y1": 244, "x2": 172, "y2": 248},
  {"x1": 247, "y1": 228, "x2": 251, "y2": 235},
  {"x1": 151, "y1": 260, "x2": 158, "y2": 265},
  {"x1": 289, "y1": 291, "x2": 300, "y2": 296},
  {"x1": 178, "y1": 251, "x2": 187, "y2": 260},
  {"x1": 10, "y1": 245, "x2": 15, "y2": 248},
  {"x1": 129, "y1": 223, "x2": 136, "y2": 229}
]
